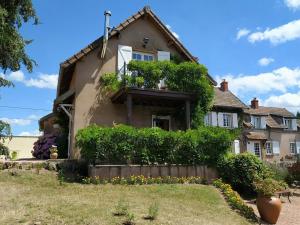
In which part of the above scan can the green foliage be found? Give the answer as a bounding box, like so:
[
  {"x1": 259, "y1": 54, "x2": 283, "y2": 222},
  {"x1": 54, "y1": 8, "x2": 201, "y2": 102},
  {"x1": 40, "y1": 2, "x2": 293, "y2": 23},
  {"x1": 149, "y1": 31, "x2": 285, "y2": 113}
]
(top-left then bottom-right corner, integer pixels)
[
  {"x1": 253, "y1": 178, "x2": 286, "y2": 197},
  {"x1": 145, "y1": 202, "x2": 159, "y2": 220},
  {"x1": 10, "y1": 151, "x2": 17, "y2": 160},
  {"x1": 0, "y1": 121, "x2": 11, "y2": 156},
  {"x1": 101, "y1": 61, "x2": 214, "y2": 128},
  {"x1": 0, "y1": 0, "x2": 38, "y2": 72},
  {"x1": 213, "y1": 179, "x2": 257, "y2": 222},
  {"x1": 123, "y1": 212, "x2": 135, "y2": 225},
  {"x1": 287, "y1": 161, "x2": 300, "y2": 184},
  {"x1": 114, "y1": 198, "x2": 129, "y2": 216},
  {"x1": 266, "y1": 163, "x2": 289, "y2": 182},
  {"x1": 76, "y1": 124, "x2": 235, "y2": 166},
  {"x1": 217, "y1": 153, "x2": 273, "y2": 194},
  {"x1": 85, "y1": 175, "x2": 205, "y2": 185}
]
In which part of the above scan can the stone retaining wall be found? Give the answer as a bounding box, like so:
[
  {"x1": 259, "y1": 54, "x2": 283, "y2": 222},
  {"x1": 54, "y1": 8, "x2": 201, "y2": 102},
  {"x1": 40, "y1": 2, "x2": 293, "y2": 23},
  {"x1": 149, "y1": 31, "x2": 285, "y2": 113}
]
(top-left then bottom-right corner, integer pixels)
[{"x1": 89, "y1": 165, "x2": 218, "y2": 182}]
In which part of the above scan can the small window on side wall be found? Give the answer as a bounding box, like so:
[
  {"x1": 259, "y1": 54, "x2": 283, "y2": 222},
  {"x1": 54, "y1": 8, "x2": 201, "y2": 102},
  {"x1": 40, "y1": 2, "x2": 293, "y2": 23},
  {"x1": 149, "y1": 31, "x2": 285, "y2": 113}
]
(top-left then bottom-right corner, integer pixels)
[
  {"x1": 266, "y1": 142, "x2": 272, "y2": 155},
  {"x1": 132, "y1": 51, "x2": 154, "y2": 62},
  {"x1": 290, "y1": 142, "x2": 296, "y2": 154}
]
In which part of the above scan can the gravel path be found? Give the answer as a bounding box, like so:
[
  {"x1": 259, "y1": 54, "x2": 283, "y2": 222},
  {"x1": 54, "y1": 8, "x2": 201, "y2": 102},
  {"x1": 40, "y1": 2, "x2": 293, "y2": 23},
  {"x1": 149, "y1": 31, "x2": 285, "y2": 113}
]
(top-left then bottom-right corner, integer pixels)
[{"x1": 247, "y1": 190, "x2": 300, "y2": 225}]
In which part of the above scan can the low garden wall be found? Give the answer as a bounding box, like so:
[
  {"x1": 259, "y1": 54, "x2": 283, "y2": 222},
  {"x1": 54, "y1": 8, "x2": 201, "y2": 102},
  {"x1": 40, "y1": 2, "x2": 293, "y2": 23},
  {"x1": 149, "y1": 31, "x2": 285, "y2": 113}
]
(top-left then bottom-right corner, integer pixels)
[{"x1": 88, "y1": 165, "x2": 218, "y2": 182}]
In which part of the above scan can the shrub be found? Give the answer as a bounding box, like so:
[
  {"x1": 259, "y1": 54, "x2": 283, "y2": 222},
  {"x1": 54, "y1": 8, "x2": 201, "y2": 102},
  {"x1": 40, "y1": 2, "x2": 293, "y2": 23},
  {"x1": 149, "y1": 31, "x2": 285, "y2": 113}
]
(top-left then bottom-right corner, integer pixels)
[
  {"x1": 266, "y1": 163, "x2": 289, "y2": 182},
  {"x1": 145, "y1": 202, "x2": 159, "y2": 220},
  {"x1": 213, "y1": 179, "x2": 257, "y2": 222},
  {"x1": 10, "y1": 151, "x2": 18, "y2": 160},
  {"x1": 114, "y1": 198, "x2": 129, "y2": 216},
  {"x1": 287, "y1": 161, "x2": 300, "y2": 184},
  {"x1": 253, "y1": 178, "x2": 286, "y2": 197},
  {"x1": 76, "y1": 124, "x2": 235, "y2": 166},
  {"x1": 32, "y1": 134, "x2": 57, "y2": 159},
  {"x1": 217, "y1": 153, "x2": 273, "y2": 194}
]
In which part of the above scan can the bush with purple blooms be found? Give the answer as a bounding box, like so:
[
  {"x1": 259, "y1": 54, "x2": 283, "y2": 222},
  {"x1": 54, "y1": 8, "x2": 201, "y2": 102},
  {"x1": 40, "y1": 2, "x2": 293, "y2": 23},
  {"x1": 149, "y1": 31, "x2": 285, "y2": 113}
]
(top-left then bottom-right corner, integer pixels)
[{"x1": 32, "y1": 134, "x2": 57, "y2": 159}]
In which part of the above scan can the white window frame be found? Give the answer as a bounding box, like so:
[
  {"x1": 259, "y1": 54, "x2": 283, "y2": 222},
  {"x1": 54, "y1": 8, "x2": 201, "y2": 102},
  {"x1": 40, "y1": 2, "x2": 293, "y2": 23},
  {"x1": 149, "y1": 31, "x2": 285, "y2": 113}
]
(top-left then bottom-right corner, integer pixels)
[
  {"x1": 265, "y1": 141, "x2": 272, "y2": 155},
  {"x1": 132, "y1": 51, "x2": 154, "y2": 61},
  {"x1": 152, "y1": 115, "x2": 171, "y2": 131},
  {"x1": 223, "y1": 113, "x2": 232, "y2": 128},
  {"x1": 254, "y1": 142, "x2": 261, "y2": 158},
  {"x1": 284, "y1": 118, "x2": 293, "y2": 130},
  {"x1": 290, "y1": 142, "x2": 296, "y2": 154}
]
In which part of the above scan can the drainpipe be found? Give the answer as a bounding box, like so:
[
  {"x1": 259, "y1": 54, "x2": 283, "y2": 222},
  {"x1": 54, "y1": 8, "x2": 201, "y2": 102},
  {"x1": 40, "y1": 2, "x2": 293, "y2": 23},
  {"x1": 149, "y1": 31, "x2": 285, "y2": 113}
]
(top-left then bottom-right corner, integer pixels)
[
  {"x1": 59, "y1": 104, "x2": 73, "y2": 159},
  {"x1": 100, "y1": 10, "x2": 111, "y2": 59}
]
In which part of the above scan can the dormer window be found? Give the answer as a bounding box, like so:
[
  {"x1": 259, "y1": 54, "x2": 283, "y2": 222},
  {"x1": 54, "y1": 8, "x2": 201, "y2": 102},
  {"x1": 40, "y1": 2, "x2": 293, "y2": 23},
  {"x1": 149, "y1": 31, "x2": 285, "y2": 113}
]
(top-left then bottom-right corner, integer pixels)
[
  {"x1": 223, "y1": 113, "x2": 232, "y2": 128},
  {"x1": 132, "y1": 51, "x2": 154, "y2": 61},
  {"x1": 284, "y1": 118, "x2": 292, "y2": 130}
]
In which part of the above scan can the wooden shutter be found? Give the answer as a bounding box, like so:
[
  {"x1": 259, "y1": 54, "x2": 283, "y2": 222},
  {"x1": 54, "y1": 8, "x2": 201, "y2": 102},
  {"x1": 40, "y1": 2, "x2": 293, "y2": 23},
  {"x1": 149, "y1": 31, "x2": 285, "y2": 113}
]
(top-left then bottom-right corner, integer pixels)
[
  {"x1": 232, "y1": 113, "x2": 238, "y2": 128},
  {"x1": 117, "y1": 45, "x2": 132, "y2": 74},
  {"x1": 250, "y1": 116, "x2": 255, "y2": 126},
  {"x1": 217, "y1": 112, "x2": 223, "y2": 127},
  {"x1": 157, "y1": 51, "x2": 170, "y2": 61},
  {"x1": 261, "y1": 116, "x2": 266, "y2": 129},
  {"x1": 272, "y1": 141, "x2": 280, "y2": 155},
  {"x1": 233, "y1": 140, "x2": 240, "y2": 154},
  {"x1": 296, "y1": 142, "x2": 300, "y2": 154},
  {"x1": 292, "y1": 119, "x2": 297, "y2": 131},
  {"x1": 211, "y1": 112, "x2": 218, "y2": 126}
]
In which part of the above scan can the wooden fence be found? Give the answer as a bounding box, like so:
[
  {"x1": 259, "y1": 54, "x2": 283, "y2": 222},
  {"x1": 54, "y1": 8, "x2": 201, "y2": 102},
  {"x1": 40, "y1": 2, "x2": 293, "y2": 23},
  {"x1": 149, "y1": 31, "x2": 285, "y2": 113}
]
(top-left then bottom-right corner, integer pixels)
[{"x1": 88, "y1": 165, "x2": 218, "y2": 183}]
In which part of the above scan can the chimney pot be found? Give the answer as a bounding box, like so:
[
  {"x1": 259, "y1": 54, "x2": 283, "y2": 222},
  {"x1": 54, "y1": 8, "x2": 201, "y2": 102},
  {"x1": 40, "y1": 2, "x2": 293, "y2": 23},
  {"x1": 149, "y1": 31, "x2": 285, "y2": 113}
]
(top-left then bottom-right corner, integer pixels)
[
  {"x1": 220, "y1": 79, "x2": 228, "y2": 92},
  {"x1": 251, "y1": 97, "x2": 259, "y2": 109}
]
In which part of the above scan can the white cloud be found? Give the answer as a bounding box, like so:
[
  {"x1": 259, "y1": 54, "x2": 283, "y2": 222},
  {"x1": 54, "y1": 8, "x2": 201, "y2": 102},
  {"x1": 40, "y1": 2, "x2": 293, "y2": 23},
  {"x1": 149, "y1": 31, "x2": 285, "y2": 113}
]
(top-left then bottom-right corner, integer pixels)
[
  {"x1": 4, "y1": 70, "x2": 58, "y2": 89},
  {"x1": 18, "y1": 129, "x2": 42, "y2": 136},
  {"x1": 284, "y1": 0, "x2": 300, "y2": 10},
  {"x1": 263, "y1": 92, "x2": 300, "y2": 113},
  {"x1": 0, "y1": 118, "x2": 32, "y2": 126},
  {"x1": 236, "y1": 28, "x2": 250, "y2": 40},
  {"x1": 0, "y1": 114, "x2": 41, "y2": 126},
  {"x1": 216, "y1": 67, "x2": 300, "y2": 95},
  {"x1": 166, "y1": 24, "x2": 180, "y2": 39},
  {"x1": 248, "y1": 19, "x2": 300, "y2": 45},
  {"x1": 258, "y1": 57, "x2": 275, "y2": 66}
]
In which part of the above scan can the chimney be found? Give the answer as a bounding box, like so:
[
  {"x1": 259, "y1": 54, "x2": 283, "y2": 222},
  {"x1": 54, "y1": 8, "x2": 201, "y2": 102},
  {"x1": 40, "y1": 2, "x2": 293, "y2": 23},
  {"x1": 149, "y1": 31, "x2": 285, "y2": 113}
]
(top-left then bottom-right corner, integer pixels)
[
  {"x1": 251, "y1": 97, "x2": 259, "y2": 109},
  {"x1": 100, "y1": 10, "x2": 112, "y2": 59},
  {"x1": 220, "y1": 79, "x2": 228, "y2": 92}
]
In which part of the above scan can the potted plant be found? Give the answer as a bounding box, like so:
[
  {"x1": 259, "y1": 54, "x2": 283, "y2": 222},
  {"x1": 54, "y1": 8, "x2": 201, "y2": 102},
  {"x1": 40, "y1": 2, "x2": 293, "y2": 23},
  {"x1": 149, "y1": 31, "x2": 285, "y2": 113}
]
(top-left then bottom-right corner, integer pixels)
[
  {"x1": 50, "y1": 145, "x2": 58, "y2": 159},
  {"x1": 254, "y1": 178, "x2": 285, "y2": 224}
]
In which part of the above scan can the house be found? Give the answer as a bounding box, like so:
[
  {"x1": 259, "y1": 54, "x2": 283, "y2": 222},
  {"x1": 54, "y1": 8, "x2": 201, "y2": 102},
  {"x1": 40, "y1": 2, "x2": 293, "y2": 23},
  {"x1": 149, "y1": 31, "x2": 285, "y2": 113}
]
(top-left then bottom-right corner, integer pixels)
[
  {"x1": 242, "y1": 98, "x2": 300, "y2": 162},
  {"x1": 40, "y1": 6, "x2": 217, "y2": 158},
  {"x1": 204, "y1": 79, "x2": 248, "y2": 153}
]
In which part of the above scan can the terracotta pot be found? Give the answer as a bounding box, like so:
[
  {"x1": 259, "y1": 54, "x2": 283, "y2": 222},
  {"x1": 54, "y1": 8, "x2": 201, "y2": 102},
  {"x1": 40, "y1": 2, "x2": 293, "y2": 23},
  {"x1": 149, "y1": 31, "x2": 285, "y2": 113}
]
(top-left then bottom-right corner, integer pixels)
[
  {"x1": 50, "y1": 152, "x2": 58, "y2": 159},
  {"x1": 257, "y1": 195, "x2": 282, "y2": 224}
]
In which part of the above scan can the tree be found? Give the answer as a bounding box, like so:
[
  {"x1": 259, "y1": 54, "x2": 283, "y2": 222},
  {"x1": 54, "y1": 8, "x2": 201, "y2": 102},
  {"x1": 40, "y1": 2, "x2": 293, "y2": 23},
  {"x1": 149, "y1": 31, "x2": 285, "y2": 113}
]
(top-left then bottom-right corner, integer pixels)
[
  {"x1": 0, "y1": 1, "x2": 38, "y2": 156},
  {"x1": 296, "y1": 111, "x2": 300, "y2": 119},
  {"x1": 0, "y1": 0, "x2": 38, "y2": 72}
]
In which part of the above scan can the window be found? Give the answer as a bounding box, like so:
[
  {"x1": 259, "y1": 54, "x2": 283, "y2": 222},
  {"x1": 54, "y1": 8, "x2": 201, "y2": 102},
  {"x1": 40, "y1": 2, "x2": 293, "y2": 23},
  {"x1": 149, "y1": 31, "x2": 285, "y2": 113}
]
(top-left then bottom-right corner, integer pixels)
[
  {"x1": 254, "y1": 143, "x2": 260, "y2": 157},
  {"x1": 253, "y1": 116, "x2": 261, "y2": 129},
  {"x1": 266, "y1": 142, "x2": 272, "y2": 155},
  {"x1": 132, "y1": 52, "x2": 154, "y2": 61},
  {"x1": 284, "y1": 118, "x2": 292, "y2": 130},
  {"x1": 152, "y1": 115, "x2": 171, "y2": 131},
  {"x1": 223, "y1": 114, "x2": 232, "y2": 128},
  {"x1": 290, "y1": 142, "x2": 296, "y2": 154},
  {"x1": 204, "y1": 113, "x2": 212, "y2": 126}
]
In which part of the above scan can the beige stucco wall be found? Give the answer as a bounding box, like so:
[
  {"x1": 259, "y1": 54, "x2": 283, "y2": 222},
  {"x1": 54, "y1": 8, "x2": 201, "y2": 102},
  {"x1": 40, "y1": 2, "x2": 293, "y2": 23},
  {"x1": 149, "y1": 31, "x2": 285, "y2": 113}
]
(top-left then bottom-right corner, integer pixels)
[
  {"x1": 1, "y1": 136, "x2": 38, "y2": 159},
  {"x1": 69, "y1": 18, "x2": 187, "y2": 158}
]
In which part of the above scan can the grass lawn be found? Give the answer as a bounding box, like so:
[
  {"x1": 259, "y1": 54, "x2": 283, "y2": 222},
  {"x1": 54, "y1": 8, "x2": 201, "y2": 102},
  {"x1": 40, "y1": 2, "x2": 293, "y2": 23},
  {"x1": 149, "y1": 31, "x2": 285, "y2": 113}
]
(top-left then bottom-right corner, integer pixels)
[{"x1": 0, "y1": 170, "x2": 252, "y2": 225}]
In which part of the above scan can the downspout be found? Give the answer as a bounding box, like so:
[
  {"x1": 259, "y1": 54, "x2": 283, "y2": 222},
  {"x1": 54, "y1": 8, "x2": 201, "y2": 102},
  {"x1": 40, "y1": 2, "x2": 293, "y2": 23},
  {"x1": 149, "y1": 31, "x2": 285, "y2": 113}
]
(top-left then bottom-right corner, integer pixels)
[
  {"x1": 59, "y1": 104, "x2": 73, "y2": 159},
  {"x1": 100, "y1": 10, "x2": 111, "y2": 59}
]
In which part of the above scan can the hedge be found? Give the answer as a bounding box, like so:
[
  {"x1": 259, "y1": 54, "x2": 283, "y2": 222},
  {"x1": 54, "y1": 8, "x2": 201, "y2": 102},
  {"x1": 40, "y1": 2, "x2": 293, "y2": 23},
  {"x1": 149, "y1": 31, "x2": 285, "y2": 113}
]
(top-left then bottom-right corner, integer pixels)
[{"x1": 76, "y1": 124, "x2": 236, "y2": 166}]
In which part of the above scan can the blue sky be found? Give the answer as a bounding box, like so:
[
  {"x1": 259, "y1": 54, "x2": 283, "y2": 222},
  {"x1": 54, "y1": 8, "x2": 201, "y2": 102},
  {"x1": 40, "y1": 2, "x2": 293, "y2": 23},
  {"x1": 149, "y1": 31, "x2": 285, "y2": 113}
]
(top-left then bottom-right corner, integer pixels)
[{"x1": 1, "y1": 0, "x2": 300, "y2": 136}]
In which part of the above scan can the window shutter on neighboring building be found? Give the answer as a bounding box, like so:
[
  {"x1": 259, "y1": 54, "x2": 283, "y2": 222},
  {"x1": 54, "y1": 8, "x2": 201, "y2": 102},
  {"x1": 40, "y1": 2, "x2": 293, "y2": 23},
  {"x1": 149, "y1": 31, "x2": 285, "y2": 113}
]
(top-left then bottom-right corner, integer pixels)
[
  {"x1": 157, "y1": 51, "x2": 170, "y2": 61},
  {"x1": 261, "y1": 116, "x2": 266, "y2": 129},
  {"x1": 272, "y1": 141, "x2": 280, "y2": 155},
  {"x1": 233, "y1": 140, "x2": 240, "y2": 154},
  {"x1": 211, "y1": 112, "x2": 218, "y2": 126},
  {"x1": 296, "y1": 142, "x2": 300, "y2": 154},
  {"x1": 232, "y1": 113, "x2": 238, "y2": 128},
  {"x1": 117, "y1": 45, "x2": 132, "y2": 74},
  {"x1": 292, "y1": 119, "x2": 297, "y2": 131},
  {"x1": 217, "y1": 112, "x2": 223, "y2": 127}
]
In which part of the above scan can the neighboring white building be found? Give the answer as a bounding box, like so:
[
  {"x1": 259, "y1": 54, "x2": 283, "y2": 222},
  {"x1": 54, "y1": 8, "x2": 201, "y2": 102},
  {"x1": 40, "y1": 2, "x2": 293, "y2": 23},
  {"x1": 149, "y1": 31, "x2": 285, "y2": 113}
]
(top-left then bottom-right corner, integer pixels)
[{"x1": 1, "y1": 136, "x2": 38, "y2": 159}]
